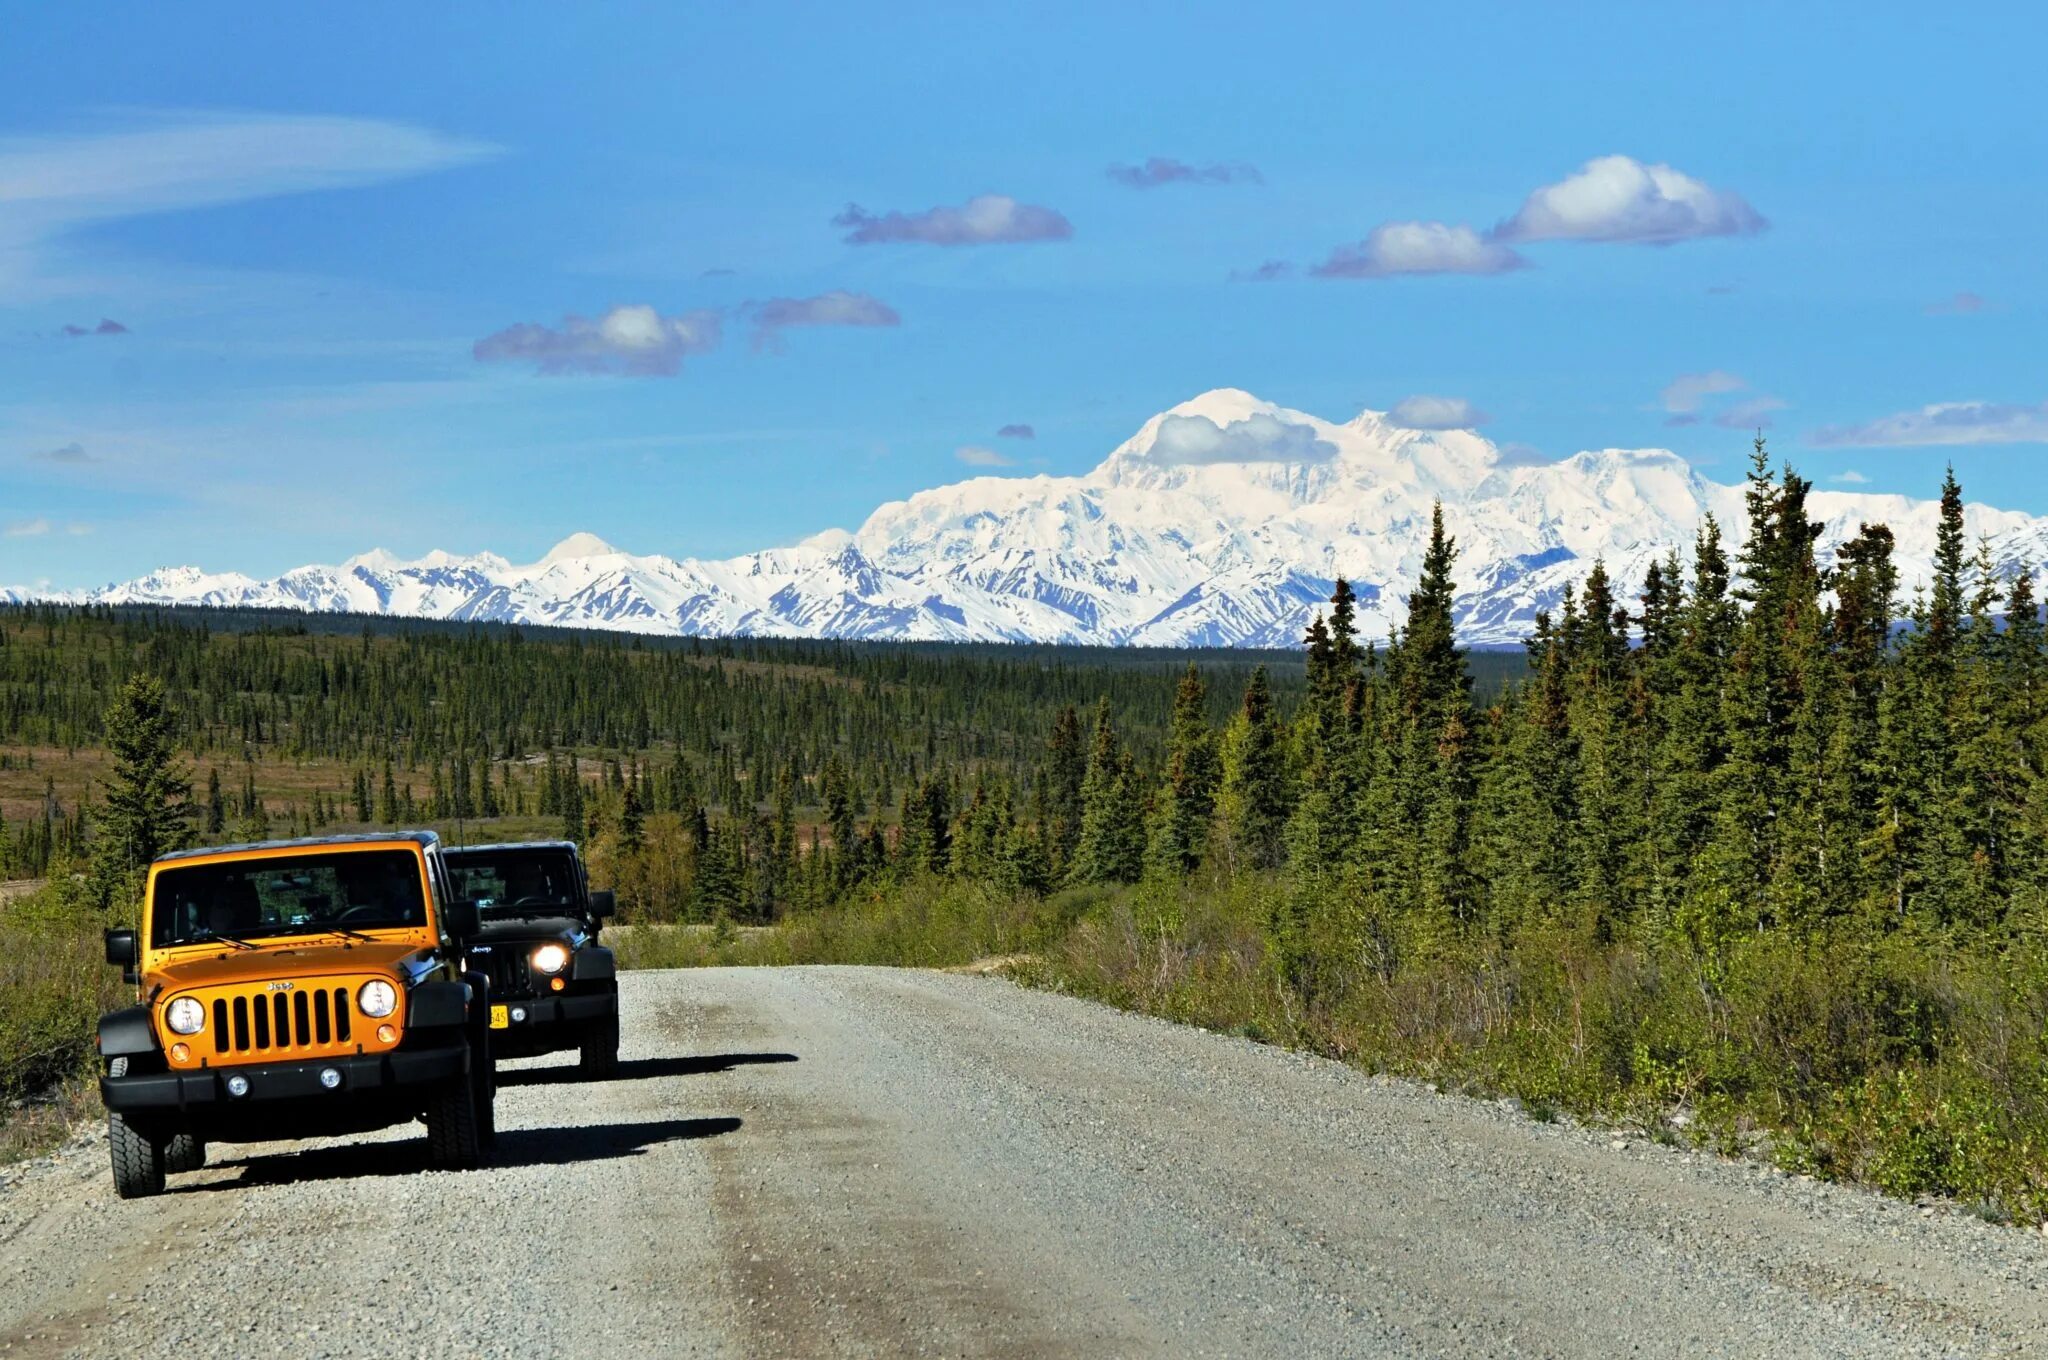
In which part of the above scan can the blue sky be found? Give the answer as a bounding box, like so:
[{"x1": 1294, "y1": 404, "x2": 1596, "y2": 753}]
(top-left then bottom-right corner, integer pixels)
[{"x1": 5, "y1": 2, "x2": 2045, "y2": 588}]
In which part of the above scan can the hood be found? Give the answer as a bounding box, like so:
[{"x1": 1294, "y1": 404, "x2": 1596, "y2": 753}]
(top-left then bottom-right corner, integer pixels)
[
  {"x1": 466, "y1": 916, "x2": 586, "y2": 949},
  {"x1": 150, "y1": 939, "x2": 432, "y2": 992}
]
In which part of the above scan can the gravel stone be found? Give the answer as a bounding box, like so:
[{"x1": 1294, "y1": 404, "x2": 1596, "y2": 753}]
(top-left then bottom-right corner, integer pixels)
[{"x1": 2, "y1": 965, "x2": 2045, "y2": 1357}]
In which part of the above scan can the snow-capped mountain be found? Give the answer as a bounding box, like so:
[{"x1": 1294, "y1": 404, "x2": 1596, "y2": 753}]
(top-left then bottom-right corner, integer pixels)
[{"x1": 59, "y1": 389, "x2": 2048, "y2": 646}]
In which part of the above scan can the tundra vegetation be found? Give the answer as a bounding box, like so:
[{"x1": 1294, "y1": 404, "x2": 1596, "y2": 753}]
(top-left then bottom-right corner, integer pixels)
[{"x1": 4, "y1": 449, "x2": 2045, "y2": 1224}]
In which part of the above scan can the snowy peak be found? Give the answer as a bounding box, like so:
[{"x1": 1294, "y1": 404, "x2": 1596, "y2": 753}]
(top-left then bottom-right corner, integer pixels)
[
  {"x1": 539, "y1": 532, "x2": 623, "y2": 565},
  {"x1": 44, "y1": 388, "x2": 2048, "y2": 648}
]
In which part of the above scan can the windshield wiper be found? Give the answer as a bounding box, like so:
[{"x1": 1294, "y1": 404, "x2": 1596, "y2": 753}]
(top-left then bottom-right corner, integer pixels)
[
  {"x1": 318, "y1": 924, "x2": 379, "y2": 943},
  {"x1": 193, "y1": 930, "x2": 258, "y2": 951}
]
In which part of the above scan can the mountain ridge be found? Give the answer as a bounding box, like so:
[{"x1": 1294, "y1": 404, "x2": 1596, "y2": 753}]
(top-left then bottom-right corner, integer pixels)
[{"x1": 42, "y1": 389, "x2": 2048, "y2": 645}]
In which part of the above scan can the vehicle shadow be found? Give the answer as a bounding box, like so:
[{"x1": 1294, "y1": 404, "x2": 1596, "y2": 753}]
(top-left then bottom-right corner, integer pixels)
[
  {"x1": 180, "y1": 1115, "x2": 742, "y2": 1190},
  {"x1": 497, "y1": 1052, "x2": 799, "y2": 1087}
]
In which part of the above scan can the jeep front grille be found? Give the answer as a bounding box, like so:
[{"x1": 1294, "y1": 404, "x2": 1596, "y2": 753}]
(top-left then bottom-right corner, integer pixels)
[
  {"x1": 475, "y1": 949, "x2": 534, "y2": 1000},
  {"x1": 209, "y1": 986, "x2": 354, "y2": 1057}
]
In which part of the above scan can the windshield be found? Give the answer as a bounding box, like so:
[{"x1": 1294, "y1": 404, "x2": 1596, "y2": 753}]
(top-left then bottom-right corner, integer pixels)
[
  {"x1": 150, "y1": 849, "x2": 429, "y2": 948},
  {"x1": 448, "y1": 848, "x2": 583, "y2": 919}
]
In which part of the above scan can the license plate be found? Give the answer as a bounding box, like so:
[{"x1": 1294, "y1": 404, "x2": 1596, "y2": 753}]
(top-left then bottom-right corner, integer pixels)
[{"x1": 489, "y1": 1004, "x2": 508, "y2": 1029}]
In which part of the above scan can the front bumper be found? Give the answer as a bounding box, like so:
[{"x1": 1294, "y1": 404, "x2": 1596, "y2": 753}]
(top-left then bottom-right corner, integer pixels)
[
  {"x1": 490, "y1": 989, "x2": 616, "y2": 1030},
  {"x1": 100, "y1": 1036, "x2": 468, "y2": 1113}
]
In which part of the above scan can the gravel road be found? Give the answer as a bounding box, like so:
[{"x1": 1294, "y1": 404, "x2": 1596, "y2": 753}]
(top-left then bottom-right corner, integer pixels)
[{"x1": 4, "y1": 966, "x2": 2046, "y2": 1358}]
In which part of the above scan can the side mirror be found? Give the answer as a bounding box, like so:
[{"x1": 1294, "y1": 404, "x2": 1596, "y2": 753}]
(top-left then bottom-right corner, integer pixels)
[
  {"x1": 105, "y1": 929, "x2": 138, "y2": 966},
  {"x1": 589, "y1": 890, "x2": 616, "y2": 921},
  {"x1": 443, "y1": 897, "x2": 480, "y2": 940}
]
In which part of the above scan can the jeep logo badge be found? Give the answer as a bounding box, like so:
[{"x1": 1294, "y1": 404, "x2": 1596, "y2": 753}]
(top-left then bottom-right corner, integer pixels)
[{"x1": 266, "y1": 980, "x2": 294, "y2": 992}]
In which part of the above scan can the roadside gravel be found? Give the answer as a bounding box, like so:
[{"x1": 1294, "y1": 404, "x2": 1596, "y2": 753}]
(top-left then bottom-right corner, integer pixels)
[{"x1": 4, "y1": 966, "x2": 2045, "y2": 1358}]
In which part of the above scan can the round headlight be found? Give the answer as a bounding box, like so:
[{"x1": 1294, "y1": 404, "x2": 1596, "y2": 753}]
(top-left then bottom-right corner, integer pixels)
[
  {"x1": 531, "y1": 943, "x2": 570, "y2": 975},
  {"x1": 357, "y1": 979, "x2": 398, "y2": 1017},
  {"x1": 165, "y1": 997, "x2": 206, "y2": 1035}
]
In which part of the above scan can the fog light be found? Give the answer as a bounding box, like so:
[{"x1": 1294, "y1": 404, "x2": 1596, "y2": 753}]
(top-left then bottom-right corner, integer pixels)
[
  {"x1": 226, "y1": 1074, "x2": 251, "y2": 1097},
  {"x1": 510, "y1": 1007, "x2": 527, "y2": 1023},
  {"x1": 109, "y1": 1056, "x2": 129, "y2": 1079},
  {"x1": 549, "y1": 977, "x2": 565, "y2": 992},
  {"x1": 318, "y1": 1067, "x2": 342, "y2": 1090},
  {"x1": 169, "y1": 1042, "x2": 191, "y2": 1063},
  {"x1": 376, "y1": 1024, "x2": 397, "y2": 1043}
]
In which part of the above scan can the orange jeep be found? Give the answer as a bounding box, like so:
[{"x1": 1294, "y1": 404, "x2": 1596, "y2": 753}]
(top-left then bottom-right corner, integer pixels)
[{"x1": 97, "y1": 831, "x2": 497, "y2": 1198}]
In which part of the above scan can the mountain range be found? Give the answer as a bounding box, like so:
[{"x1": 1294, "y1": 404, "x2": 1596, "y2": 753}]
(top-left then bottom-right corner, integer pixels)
[{"x1": 34, "y1": 389, "x2": 2048, "y2": 646}]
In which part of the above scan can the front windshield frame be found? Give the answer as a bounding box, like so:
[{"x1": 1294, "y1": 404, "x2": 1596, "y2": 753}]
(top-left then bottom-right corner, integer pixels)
[
  {"x1": 148, "y1": 847, "x2": 432, "y2": 950},
  {"x1": 447, "y1": 848, "x2": 586, "y2": 921}
]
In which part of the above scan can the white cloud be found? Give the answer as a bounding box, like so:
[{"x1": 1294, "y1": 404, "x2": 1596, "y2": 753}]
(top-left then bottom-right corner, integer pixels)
[
  {"x1": 0, "y1": 112, "x2": 497, "y2": 296},
  {"x1": 1493, "y1": 155, "x2": 1766, "y2": 245},
  {"x1": 31, "y1": 441, "x2": 93, "y2": 463},
  {"x1": 1660, "y1": 370, "x2": 1746, "y2": 415},
  {"x1": 834, "y1": 194, "x2": 1072, "y2": 245},
  {"x1": 473, "y1": 304, "x2": 722, "y2": 377},
  {"x1": 1148, "y1": 413, "x2": 1338, "y2": 465},
  {"x1": 1811, "y1": 401, "x2": 2048, "y2": 448},
  {"x1": 1926, "y1": 291, "x2": 1989, "y2": 315},
  {"x1": 1387, "y1": 395, "x2": 1490, "y2": 430},
  {"x1": 1311, "y1": 221, "x2": 1525, "y2": 279},
  {"x1": 4, "y1": 518, "x2": 52, "y2": 538},
  {"x1": 749, "y1": 290, "x2": 900, "y2": 349},
  {"x1": 1831, "y1": 470, "x2": 1870, "y2": 484},
  {"x1": 955, "y1": 445, "x2": 1013, "y2": 468},
  {"x1": 1107, "y1": 158, "x2": 1263, "y2": 189},
  {"x1": 1714, "y1": 396, "x2": 1787, "y2": 430}
]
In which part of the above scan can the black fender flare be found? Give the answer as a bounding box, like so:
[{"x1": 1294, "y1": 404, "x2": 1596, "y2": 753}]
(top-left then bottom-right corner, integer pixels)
[
  {"x1": 407, "y1": 980, "x2": 470, "y2": 1030},
  {"x1": 571, "y1": 946, "x2": 616, "y2": 983},
  {"x1": 97, "y1": 1006, "x2": 159, "y2": 1058}
]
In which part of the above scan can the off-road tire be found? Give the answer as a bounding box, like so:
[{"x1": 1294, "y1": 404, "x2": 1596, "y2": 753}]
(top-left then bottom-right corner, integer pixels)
[
  {"x1": 579, "y1": 1012, "x2": 620, "y2": 1079},
  {"x1": 424, "y1": 1070, "x2": 484, "y2": 1169},
  {"x1": 163, "y1": 1132, "x2": 206, "y2": 1174},
  {"x1": 109, "y1": 1113, "x2": 165, "y2": 1199}
]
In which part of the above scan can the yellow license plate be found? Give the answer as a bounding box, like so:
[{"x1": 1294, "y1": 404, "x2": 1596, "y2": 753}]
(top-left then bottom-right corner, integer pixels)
[{"x1": 489, "y1": 1004, "x2": 508, "y2": 1029}]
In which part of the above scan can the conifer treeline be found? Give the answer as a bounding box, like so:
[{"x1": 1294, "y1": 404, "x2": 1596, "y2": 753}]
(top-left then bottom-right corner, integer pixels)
[{"x1": 676, "y1": 450, "x2": 2047, "y2": 956}]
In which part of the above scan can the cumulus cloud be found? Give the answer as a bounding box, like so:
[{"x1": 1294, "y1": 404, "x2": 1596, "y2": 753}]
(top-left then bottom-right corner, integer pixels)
[
  {"x1": 1497, "y1": 441, "x2": 1553, "y2": 467},
  {"x1": 955, "y1": 445, "x2": 1013, "y2": 468},
  {"x1": 1387, "y1": 395, "x2": 1490, "y2": 431},
  {"x1": 1492, "y1": 155, "x2": 1766, "y2": 245},
  {"x1": 473, "y1": 304, "x2": 722, "y2": 377},
  {"x1": 749, "y1": 290, "x2": 899, "y2": 350},
  {"x1": 31, "y1": 441, "x2": 93, "y2": 463},
  {"x1": 58, "y1": 317, "x2": 128, "y2": 337},
  {"x1": 1831, "y1": 470, "x2": 1871, "y2": 484},
  {"x1": 1231, "y1": 259, "x2": 1293, "y2": 282},
  {"x1": 4, "y1": 518, "x2": 52, "y2": 538},
  {"x1": 1660, "y1": 370, "x2": 1746, "y2": 415},
  {"x1": 1926, "y1": 291, "x2": 1989, "y2": 315},
  {"x1": 1713, "y1": 396, "x2": 1787, "y2": 430},
  {"x1": 1148, "y1": 413, "x2": 1338, "y2": 466},
  {"x1": 1311, "y1": 221, "x2": 1526, "y2": 279},
  {"x1": 996, "y1": 423, "x2": 1035, "y2": 440},
  {"x1": 1811, "y1": 400, "x2": 2048, "y2": 448},
  {"x1": 1106, "y1": 157, "x2": 1263, "y2": 189},
  {"x1": 833, "y1": 194, "x2": 1072, "y2": 245}
]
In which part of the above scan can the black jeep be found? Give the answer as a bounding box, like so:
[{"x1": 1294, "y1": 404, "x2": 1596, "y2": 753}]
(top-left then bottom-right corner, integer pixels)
[{"x1": 444, "y1": 841, "x2": 620, "y2": 1077}]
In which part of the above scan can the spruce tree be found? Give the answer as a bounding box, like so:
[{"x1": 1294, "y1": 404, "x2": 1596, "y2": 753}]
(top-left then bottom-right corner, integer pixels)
[
  {"x1": 1216, "y1": 667, "x2": 1290, "y2": 871},
  {"x1": 1146, "y1": 664, "x2": 1219, "y2": 877},
  {"x1": 91, "y1": 674, "x2": 193, "y2": 905}
]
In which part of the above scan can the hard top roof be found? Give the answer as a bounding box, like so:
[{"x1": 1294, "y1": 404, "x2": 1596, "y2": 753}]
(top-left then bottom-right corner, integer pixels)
[
  {"x1": 442, "y1": 840, "x2": 582, "y2": 857},
  {"x1": 154, "y1": 830, "x2": 441, "y2": 864}
]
